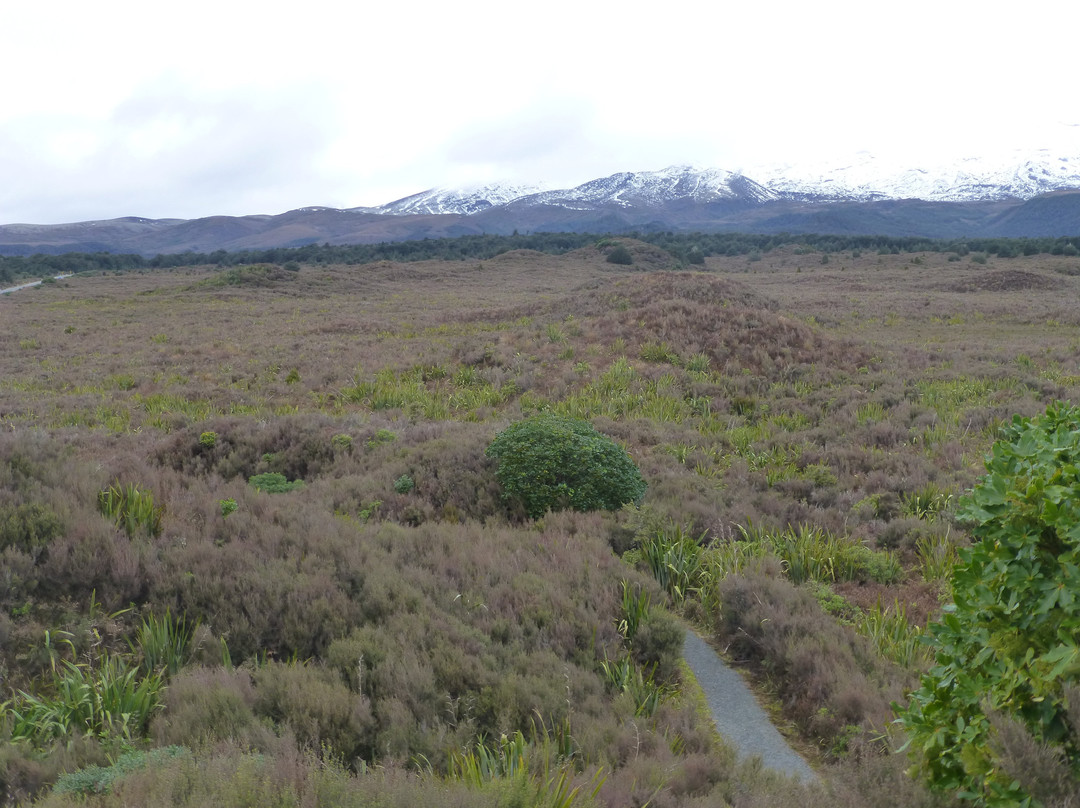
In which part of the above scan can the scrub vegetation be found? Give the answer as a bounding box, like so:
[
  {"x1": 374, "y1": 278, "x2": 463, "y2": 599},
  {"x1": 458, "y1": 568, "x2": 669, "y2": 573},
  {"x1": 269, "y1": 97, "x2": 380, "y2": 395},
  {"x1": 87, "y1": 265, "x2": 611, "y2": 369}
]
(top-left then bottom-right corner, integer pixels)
[{"x1": 1, "y1": 238, "x2": 1079, "y2": 806}]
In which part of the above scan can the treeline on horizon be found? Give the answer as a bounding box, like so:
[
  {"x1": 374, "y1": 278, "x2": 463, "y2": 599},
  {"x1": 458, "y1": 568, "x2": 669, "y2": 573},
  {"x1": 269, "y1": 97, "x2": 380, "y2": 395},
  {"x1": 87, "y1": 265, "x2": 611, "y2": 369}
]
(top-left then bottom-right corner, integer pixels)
[{"x1": 3, "y1": 230, "x2": 1080, "y2": 285}]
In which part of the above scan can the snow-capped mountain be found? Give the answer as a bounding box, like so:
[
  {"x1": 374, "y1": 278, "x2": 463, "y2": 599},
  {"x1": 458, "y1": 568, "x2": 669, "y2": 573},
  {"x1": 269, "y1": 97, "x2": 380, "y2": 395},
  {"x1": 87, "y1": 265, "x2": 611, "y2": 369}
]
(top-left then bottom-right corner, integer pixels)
[
  {"x1": 4, "y1": 155, "x2": 1080, "y2": 256},
  {"x1": 520, "y1": 165, "x2": 776, "y2": 210},
  {"x1": 367, "y1": 156, "x2": 1080, "y2": 220},
  {"x1": 749, "y1": 149, "x2": 1080, "y2": 203},
  {"x1": 371, "y1": 166, "x2": 775, "y2": 217},
  {"x1": 371, "y1": 183, "x2": 547, "y2": 216}
]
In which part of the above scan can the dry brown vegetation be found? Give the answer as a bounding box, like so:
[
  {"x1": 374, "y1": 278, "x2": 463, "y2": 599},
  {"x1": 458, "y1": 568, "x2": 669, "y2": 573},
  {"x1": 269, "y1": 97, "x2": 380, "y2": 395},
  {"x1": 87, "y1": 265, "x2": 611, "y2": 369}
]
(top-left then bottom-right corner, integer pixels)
[{"x1": 1, "y1": 240, "x2": 1079, "y2": 806}]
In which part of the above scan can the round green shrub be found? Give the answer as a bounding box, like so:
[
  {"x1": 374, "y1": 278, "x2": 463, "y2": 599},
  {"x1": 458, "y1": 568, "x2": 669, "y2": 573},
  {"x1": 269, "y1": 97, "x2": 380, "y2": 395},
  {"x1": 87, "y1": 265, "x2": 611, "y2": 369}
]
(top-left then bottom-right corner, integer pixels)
[{"x1": 486, "y1": 414, "x2": 646, "y2": 519}]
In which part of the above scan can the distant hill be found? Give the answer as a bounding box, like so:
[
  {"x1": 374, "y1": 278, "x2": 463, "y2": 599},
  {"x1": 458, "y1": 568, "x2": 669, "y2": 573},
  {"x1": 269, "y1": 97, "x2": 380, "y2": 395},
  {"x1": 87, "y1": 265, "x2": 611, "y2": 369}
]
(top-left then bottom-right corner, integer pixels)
[{"x1": 2, "y1": 164, "x2": 1079, "y2": 256}]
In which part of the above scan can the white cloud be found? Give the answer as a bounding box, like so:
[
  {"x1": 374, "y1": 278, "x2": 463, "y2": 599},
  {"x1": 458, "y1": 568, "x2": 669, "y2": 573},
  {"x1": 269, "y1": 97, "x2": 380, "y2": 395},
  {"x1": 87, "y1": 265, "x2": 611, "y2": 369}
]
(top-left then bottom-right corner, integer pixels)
[{"x1": 2, "y1": 0, "x2": 1077, "y2": 222}]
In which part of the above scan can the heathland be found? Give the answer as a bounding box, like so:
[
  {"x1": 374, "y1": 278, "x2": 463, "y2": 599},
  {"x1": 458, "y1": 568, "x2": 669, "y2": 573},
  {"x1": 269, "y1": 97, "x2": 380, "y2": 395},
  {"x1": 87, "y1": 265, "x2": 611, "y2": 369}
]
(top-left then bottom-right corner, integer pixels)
[{"x1": 1, "y1": 238, "x2": 1078, "y2": 806}]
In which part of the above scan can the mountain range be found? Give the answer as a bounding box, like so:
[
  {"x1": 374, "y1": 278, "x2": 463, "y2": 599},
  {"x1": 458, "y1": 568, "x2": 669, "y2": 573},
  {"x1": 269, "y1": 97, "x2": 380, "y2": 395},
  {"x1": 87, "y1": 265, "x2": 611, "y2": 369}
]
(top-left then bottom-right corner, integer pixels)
[{"x1": 3, "y1": 154, "x2": 1080, "y2": 256}]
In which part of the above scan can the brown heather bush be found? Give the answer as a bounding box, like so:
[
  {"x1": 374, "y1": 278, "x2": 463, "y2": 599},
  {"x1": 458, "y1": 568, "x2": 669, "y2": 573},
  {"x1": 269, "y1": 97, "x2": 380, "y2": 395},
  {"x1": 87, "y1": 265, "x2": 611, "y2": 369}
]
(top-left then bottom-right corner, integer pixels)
[
  {"x1": 0, "y1": 736, "x2": 108, "y2": 806},
  {"x1": 251, "y1": 661, "x2": 376, "y2": 762},
  {"x1": 152, "y1": 666, "x2": 275, "y2": 751},
  {"x1": 714, "y1": 568, "x2": 912, "y2": 755}
]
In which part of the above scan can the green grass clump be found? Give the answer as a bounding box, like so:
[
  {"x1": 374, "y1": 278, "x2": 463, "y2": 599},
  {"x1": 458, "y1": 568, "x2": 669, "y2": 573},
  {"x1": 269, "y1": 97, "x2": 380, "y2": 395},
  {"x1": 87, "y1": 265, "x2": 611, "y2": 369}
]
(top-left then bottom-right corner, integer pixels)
[
  {"x1": 740, "y1": 523, "x2": 902, "y2": 586},
  {"x1": 858, "y1": 599, "x2": 928, "y2": 668},
  {"x1": 97, "y1": 481, "x2": 164, "y2": 538}
]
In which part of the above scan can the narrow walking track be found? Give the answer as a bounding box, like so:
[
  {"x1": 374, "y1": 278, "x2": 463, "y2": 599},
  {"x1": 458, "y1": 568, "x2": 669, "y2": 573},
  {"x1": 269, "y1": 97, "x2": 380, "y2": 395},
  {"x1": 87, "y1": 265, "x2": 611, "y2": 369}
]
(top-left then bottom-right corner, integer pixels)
[
  {"x1": 682, "y1": 629, "x2": 818, "y2": 783},
  {"x1": 0, "y1": 274, "x2": 73, "y2": 296}
]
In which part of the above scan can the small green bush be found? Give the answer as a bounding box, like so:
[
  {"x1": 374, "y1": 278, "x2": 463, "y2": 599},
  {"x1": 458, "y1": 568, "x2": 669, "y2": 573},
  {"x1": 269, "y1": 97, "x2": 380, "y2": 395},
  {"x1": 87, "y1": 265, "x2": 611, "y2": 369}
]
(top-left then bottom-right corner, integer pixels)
[
  {"x1": 53, "y1": 746, "x2": 190, "y2": 796},
  {"x1": 367, "y1": 428, "x2": 396, "y2": 448},
  {"x1": 248, "y1": 472, "x2": 304, "y2": 494},
  {"x1": 393, "y1": 474, "x2": 415, "y2": 494},
  {"x1": 331, "y1": 433, "x2": 354, "y2": 453},
  {"x1": 486, "y1": 414, "x2": 646, "y2": 519},
  {"x1": 152, "y1": 667, "x2": 269, "y2": 750},
  {"x1": 0, "y1": 502, "x2": 63, "y2": 555},
  {"x1": 606, "y1": 245, "x2": 634, "y2": 265},
  {"x1": 199, "y1": 431, "x2": 217, "y2": 449}
]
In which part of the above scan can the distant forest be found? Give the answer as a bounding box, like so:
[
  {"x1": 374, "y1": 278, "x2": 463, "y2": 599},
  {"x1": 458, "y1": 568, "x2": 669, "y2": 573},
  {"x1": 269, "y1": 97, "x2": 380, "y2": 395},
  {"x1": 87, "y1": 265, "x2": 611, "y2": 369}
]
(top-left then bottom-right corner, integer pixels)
[{"x1": 3, "y1": 231, "x2": 1080, "y2": 285}]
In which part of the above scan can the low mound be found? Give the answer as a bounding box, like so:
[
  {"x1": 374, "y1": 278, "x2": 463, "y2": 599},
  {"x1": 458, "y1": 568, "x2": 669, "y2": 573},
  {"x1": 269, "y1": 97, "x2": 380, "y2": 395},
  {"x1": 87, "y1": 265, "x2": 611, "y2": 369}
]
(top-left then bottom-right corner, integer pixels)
[
  {"x1": 568, "y1": 271, "x2": 779, "y2": 317},
  {"x1": 191, "y1": 263, "x2": 298, "y2": 290},
  {"x1": 557, "y1": 272, "x2": 866, "y2": 377},
  {"x1": 567, "y1": 238, "x2": 681, "y2": 272},
  {"x1": 943, "y1": 269, "x2": 1063, "y2": 293}
]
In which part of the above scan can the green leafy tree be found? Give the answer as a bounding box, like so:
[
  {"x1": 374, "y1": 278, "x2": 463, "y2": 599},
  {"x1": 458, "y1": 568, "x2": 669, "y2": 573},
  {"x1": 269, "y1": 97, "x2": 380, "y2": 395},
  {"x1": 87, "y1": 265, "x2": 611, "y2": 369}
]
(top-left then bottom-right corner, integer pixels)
[
  {"x1": 897, "y1": 402, "x2": 1080, "y2": 806},
  {"x1": 486, "y1": 414, "x2": 646, "y2": 519}
]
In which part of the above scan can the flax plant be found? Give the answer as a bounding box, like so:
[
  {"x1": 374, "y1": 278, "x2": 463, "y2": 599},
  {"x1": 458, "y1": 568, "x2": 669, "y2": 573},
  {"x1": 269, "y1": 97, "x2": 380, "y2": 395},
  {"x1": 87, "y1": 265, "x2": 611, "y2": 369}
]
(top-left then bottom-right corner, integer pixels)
[
  {"x1": 450, "y1": 729, "x2": 604, "y2": 807},
  {"x1": 599, "y1": 657, "x2": 666, "y2": 717},
  {"x1": 2, "y1": 653, "x2": 164, "y2": 744},
  {"x1": 97, "y1": 481, "x2": 165, "y2": 538},
  {"x1": 131, "y1": 609, "x2": 198, "y2": 676},
  {"x1": 638, "y1": 524, "x2": 705, "y2": 604},
  {"x1": 858, "y1": 599, "x2": 929, "y2": 668},
  {"x1": 915, "y1": 529, "x2": 960, "y2": 583},
  {"x1": 617, "y1": 580, "x2": 651, "y2": 643}
]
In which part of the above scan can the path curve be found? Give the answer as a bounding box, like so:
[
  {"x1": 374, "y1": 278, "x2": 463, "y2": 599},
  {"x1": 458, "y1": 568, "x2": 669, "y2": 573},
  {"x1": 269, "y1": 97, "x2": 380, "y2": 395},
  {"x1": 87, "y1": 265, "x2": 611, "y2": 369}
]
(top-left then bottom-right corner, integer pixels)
[{"x1": 682, "y1": 629, "x2": 817, "y2": 783}]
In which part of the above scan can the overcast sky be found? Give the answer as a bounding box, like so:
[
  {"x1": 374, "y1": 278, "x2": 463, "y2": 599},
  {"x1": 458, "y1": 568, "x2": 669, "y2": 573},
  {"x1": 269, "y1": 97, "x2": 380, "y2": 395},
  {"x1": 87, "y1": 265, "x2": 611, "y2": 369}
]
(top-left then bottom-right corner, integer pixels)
[{"x1": 3, "y1": 0, "x2": 1076, "y2": 224}]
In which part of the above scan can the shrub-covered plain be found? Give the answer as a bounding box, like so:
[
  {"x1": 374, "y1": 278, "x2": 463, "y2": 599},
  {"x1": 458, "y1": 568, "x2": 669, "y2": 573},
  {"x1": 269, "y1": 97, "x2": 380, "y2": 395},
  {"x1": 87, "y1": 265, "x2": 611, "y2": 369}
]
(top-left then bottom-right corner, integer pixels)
[{"x1": 1, "y1": 241, "x2": 1079, "y2": 805}]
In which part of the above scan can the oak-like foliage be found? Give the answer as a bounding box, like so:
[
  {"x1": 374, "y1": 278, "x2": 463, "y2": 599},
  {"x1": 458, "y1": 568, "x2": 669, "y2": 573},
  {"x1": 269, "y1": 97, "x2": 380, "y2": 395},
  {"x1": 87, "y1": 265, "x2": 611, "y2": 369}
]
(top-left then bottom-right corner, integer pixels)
[{"x1": 897, "y1": 402, "x2": 1080, "y2": 806}]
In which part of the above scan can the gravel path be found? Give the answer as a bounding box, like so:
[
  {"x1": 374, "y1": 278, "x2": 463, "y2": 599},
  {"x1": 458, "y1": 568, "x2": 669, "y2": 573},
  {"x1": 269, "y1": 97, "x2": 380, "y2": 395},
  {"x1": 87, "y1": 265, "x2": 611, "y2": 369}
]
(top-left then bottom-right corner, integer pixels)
[
  {"x1": 1, "y1": 274, "x2": 73, "y2": 296},
  {"x1": 683, "y1": 629, "x2": 817, "y2": 783}
]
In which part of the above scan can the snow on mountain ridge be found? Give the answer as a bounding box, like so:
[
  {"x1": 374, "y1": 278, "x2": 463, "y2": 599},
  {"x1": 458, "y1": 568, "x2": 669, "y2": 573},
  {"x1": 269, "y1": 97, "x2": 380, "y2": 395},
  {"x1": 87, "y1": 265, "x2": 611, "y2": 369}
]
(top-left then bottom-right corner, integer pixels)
[
  {"x1": 750, "y1": 150, "x2": 1080, "y2": 202},
  {"x1": 373, "y1": 166, "x2": 776, "y2": 216},
  {"x1": 365, "y1": 154, "x2": 1080, "y2": 217},
  {"x1": 531, "y1": 165, "x2": 776, "y2": 207},
  {"x1": 376, "y1": 182, "x2": 548, "y2": 216}
]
